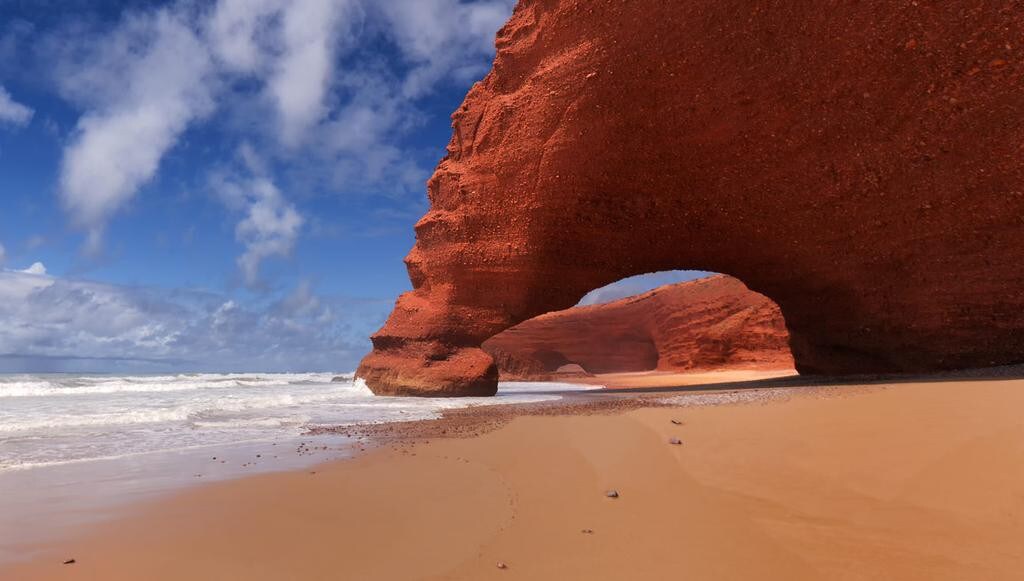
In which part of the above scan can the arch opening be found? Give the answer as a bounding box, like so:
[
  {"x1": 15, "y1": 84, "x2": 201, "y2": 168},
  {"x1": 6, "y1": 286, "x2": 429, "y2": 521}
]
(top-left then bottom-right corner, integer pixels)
[{"x1": 481, "y1": 271, "x2": 796, "y2": 385}]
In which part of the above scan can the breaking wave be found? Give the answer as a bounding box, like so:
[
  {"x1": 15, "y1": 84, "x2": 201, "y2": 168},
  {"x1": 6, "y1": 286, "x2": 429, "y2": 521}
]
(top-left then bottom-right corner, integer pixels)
[{"x1": 0, "y1": 373, "x2": 592, "y2": 472}]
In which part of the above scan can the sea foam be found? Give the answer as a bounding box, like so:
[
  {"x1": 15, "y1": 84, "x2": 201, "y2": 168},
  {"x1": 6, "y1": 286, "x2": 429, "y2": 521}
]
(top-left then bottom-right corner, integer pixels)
[{"x1": 0, "y1": 372, "x2": 593, "y2": 472}]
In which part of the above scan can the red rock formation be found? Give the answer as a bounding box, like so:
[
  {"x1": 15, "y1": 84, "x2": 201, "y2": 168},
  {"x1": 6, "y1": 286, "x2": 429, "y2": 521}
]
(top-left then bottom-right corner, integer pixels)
[
  {"x1": 482, "y1": 276, "x2": 793, "y2": 379},
  {"x1": 359, "y1": 0, "x2": 1024, "y2": 396}
]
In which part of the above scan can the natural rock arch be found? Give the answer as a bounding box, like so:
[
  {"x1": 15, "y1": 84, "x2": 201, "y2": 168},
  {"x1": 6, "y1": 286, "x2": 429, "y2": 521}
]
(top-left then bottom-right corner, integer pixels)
[
  {"x1": 481, "y1": 275, "x2": 794, "y2": 380},
  {"x1": 358, "y1": 0, "x2": 1024, "y2": 396}
]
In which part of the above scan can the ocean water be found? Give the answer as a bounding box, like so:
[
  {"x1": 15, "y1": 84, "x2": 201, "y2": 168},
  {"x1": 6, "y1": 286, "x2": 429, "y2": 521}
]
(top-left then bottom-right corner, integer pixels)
[
  {"x1": 0, "y1": 372, "x2": 593, "y2": 472},
  {"x1": 0, "y1": 373, "x2": 596, "y2": 561}
]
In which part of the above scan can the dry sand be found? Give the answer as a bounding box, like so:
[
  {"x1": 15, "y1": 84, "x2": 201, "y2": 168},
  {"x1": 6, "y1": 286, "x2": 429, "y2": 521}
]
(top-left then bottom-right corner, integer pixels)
[
  {"x1": 5, "y1": 376, "x2": 1024, "y2": 580},
  {"x1": 576, "y1": 368, "x2": 798, "y2": 389}
]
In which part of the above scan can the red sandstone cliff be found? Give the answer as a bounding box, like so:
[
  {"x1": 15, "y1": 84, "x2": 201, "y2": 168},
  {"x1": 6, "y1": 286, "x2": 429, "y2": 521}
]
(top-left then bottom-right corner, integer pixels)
[
  {"x1": 483, "y1": 276, "x2": 794, "y2": 379},
  {"x1": 359, "y1": 0, "x2": 1024, "y2": 396}
]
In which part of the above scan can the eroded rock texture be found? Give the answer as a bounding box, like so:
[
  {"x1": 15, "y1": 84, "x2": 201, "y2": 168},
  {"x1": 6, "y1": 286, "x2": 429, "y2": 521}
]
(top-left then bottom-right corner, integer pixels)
[
  {"x1": 359, "y1": 0, "x2": 1024, "y2": 396},
  {"x1": 483, "y1": 275, "x2": 794, "y2": 380}
]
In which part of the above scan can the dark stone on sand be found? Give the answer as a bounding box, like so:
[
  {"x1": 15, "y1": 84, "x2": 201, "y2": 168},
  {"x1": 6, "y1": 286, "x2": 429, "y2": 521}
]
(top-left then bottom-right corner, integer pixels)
[
  {"x1": 670, "y1": 419, "x2": 682, "y2": 425},
  {"x1": 606, "y1": 490, "x2": 619, "y2": 498},
  {"x1": 496, "y1": 562, "x2": 508, "y2": 569},
  {"x1": 669, "y1": 438, "x2": 683, "y2": 445},
  {"x1": 63, "y1": 559, "x2": 75, "y2": 565}
]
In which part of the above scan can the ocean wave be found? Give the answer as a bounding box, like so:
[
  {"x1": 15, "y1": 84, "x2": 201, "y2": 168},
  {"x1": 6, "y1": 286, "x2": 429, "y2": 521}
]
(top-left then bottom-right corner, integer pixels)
[
  {"x1": 0, "y1": 407, "x2": 198, "y2": 433},
  {"x1": 0, "y1": 372, "x2": 347, "y2": 398},
  {"x1": 0, "y1": 380, "x2": 367, "y2": 433},
  {"x1": 0, "y1": 375, "x2": 596, "y2": 473}
]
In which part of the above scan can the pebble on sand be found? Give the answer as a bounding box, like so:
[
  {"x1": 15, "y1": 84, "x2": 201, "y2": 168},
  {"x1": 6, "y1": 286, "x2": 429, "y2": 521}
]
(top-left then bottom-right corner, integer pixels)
[
  {"x1": 670, "y1": 419, "x2": 682, "y2": 425},
  {"x1": 497, "y1": 561, "x2": 508, "y2": 569},
  {"x1": 669, "y1": 438, "x2": 683, "y2": 445},
  {"x1": 63, "y1": 559, "x2": 76, "y2": 565},
  {"x1": 606, "y1": 490, "x2": 619, "y2": 498}
]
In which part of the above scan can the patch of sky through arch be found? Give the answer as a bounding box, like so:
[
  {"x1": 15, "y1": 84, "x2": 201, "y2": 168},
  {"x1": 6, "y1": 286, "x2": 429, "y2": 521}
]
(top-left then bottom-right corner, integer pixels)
[{"x1": 576, "y1": 270, "x2": 712, "y2": 306}]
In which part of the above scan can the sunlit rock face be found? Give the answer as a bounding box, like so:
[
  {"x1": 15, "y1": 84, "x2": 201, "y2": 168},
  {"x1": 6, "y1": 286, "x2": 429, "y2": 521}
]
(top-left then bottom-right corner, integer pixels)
[
  {"x1": 482, "y1": 276, "x2": 793, "y2": 380},
  {"x1": 358, "y1": 0, "x2": 1024, "y2": 396}
]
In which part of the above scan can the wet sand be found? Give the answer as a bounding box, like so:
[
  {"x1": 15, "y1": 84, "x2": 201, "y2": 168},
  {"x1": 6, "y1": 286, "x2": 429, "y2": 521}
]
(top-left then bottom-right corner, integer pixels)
[{"x1": 5, "y1": 376, "x2": 1024, "y2": 580}]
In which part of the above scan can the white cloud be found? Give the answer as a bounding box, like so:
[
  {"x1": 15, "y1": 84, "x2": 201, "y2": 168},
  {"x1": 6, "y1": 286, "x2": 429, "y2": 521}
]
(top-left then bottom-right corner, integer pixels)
[
  {"x1": 235, "y1": 178, "x2": 303, "y2": 285},
  {"x1": 51, "y1": 0, "x2": 513, "y2": 256},
  {"x1": 0, "y1": 270, "x2": 383, "y2": 372},
  {"x1": 0, "y1": 243, "x2": 6, "y2": 265},
  {"x1": 0, "y1": 85, "x2": 33, "y2": 127},
  {"x1": 207, "y1": 0, "x2": 354, "y2": 146},
  {"x1": 212, "y1": 148, "x2": 304, "y2": 286},
  {"x1": 19, "y1": 262, "x2": 47, "y2": 276},
  {"x1": 206, "y1": 0, "x2": 281, "y2": 73},
  {"x1": 267, "y1": 0, "x2": 349, "y2": 147},
  {"x1": 376, "y1": 0, "x2": 514, "y2": 98},
  {"x1": 52, "y1": 0, "x2": 347, "y2": 252},
  {"x1": 311, "y1": 0, "x2": 512, "y2": 192},
  {"x1": 320, "y1": 77, "x2": 420, "y2": 189},
  {"x1": 58, "y1": 8, "x2": 215, "y2": 253}
]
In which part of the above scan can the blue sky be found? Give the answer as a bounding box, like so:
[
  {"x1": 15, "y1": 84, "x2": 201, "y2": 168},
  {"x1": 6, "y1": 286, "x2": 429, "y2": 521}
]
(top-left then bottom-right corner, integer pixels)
[{"x1": 0, "y1": 0, "x2": 700, "y2": 373}]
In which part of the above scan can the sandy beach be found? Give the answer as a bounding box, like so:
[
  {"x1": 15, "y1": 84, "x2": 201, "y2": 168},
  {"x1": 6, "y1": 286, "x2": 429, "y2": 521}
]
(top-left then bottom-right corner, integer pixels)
[
  {"x1": 568, "y1": 368, "x2": 798, "y2": 389},
  {"x1": 4, "y1": 373, "x2": 1023, "y2": 580},
  {"x1": 3, "y1": 0, "x2": 1022, "y2": 579}
]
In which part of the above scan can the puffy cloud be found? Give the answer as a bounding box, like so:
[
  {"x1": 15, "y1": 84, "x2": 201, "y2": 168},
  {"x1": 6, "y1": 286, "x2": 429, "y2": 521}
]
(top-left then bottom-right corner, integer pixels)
[
  {"x1": 211, "y1": 147, "x2": 304, "y2": 286},
  {"x1": 50, "y1": 0, "x2": 513, "y2": 258},
  {"x1": 207, "y1": 0, "x2": 354, "y2": 146},
  {"x1": 267, "y1": 0, "x2": 349, "y2": 147},
  {"x1": 375, "y1": 0, "x2": 514, "y2": 98},
  {"x1": 205, "y1": 0, "x2": 282, "y2": 73},
  {"x1": 57, "y1": 8, "x2": 215, "y2": 253},
  {"x1": 51, "y1": 0, "x2": 349, "y2": 253},
  {"x1": 0, "y1": 270, "x2": 387, "y2": 372},
  {"x1": 0, "y1": 85, "x2": 34, "y2": 127},
  {"x1": 19, "y1": 262, "x2": 47, "y2": 276},
  {"x1": 319, "y1": 73, "x2": 425, "y2": 192},
  {"x1": 234, "y1": 179, "x2": 303, "y2": 285},
  {"x1": 310, "y1": 0, "x2": 514, "y2": 191}
]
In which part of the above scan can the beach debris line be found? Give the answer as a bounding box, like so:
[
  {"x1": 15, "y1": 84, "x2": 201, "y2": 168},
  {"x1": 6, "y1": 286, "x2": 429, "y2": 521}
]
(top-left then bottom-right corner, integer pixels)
[{"x1": 605, "y1": 490, "x2": 619, "y2": 498}]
